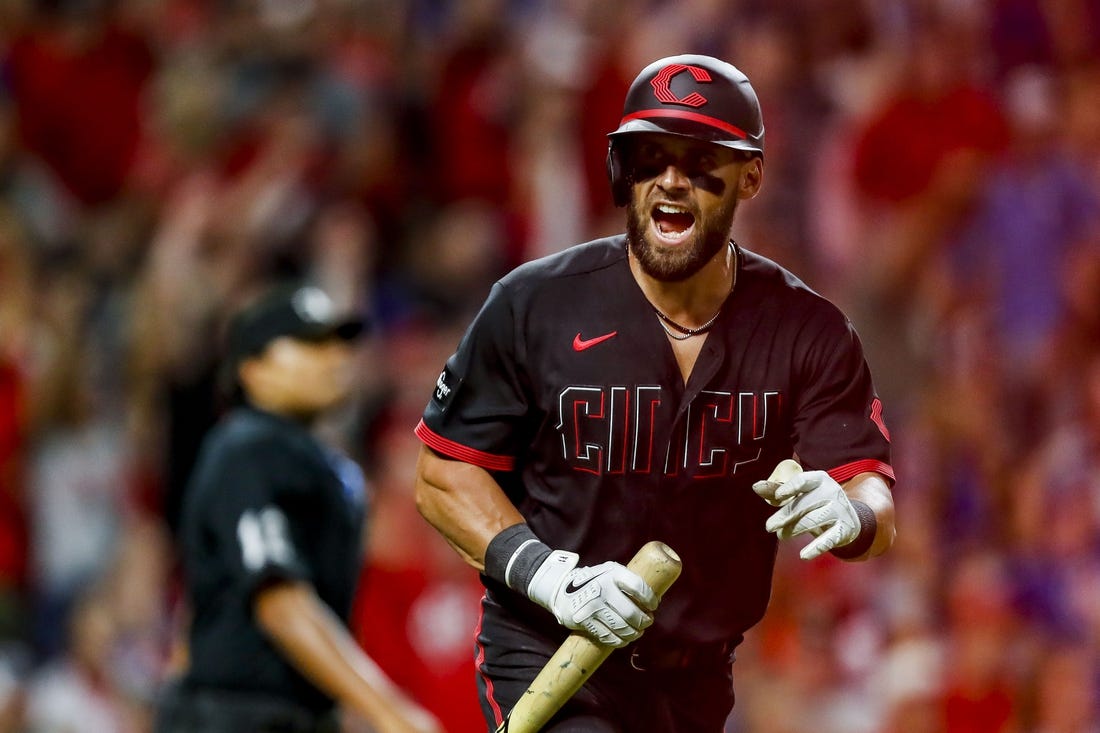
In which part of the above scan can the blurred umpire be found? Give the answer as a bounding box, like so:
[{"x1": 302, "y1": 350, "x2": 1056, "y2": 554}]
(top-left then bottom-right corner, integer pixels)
[{"x1": 154, "y1": 283, "x2": 440, "y2": 733}]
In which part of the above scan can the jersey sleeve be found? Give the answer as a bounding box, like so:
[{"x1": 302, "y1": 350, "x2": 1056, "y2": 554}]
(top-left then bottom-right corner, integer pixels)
[
  {"x1": 791, "y1": 306, "x2": 895, "y2": 485},
  {"x1": 416, "y1": 281, "x2": 528, "y2": 472},
  {"x1": 201, "y1": 441, "x2": 313, "y2": 596}
]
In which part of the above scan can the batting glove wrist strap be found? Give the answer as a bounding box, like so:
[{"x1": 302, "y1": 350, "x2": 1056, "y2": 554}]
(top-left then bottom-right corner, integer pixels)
[
  {"x1": 526, "y1": 550, "x2": 581, "y2": 609},
  {"x1": 484, "y1": 523, "x2": 553, "y2": 591},
  {"x1": 828, "y1": 500, "x2": 877, "y2": 559}
]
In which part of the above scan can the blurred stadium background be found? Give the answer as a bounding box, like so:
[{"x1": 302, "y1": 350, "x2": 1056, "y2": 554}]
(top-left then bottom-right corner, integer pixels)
[{"x1": 0, "y1": 0, "x2": 1099, "y2": 731}]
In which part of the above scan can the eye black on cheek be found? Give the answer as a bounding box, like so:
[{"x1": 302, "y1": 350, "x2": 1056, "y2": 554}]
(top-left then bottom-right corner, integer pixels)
[{"x1": 692, "y1": 173, "x2": 727, "y2": 197}]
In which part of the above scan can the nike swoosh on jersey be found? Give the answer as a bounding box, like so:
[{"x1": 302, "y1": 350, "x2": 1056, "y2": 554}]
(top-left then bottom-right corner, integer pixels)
[{"x1": 573, "y1": 331, "x2": 618, "y2": 351}]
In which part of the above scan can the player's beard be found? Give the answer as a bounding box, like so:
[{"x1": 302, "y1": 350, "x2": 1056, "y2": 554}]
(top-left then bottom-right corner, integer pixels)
[{"x1": 626, "y1": 195, "x2": 738, "y2": 282}]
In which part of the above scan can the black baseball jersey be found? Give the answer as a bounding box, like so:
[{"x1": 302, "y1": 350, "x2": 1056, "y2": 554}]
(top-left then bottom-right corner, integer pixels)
[
  {"x1": 417, "y1": 235, "x2": 893, "y2": 651},
  {"x1": 179, "y1": 405, "x2": 367, "y2": 713}
]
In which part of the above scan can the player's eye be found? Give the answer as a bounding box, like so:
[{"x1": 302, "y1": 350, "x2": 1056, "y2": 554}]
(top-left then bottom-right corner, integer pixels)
[
  {"x1": 692, "y1": 153, "x2": 718, "y2": 171},
  {"x1": 630, "y1": 144, "x2": 670, "y2": 179},
  {"x1": 680, "y1": 149, "x2": 724, "y2": 176}
]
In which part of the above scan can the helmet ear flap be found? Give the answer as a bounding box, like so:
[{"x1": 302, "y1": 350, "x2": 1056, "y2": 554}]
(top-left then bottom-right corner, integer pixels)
[{"x1": 606, "y1": 140, "x2": 629, "y2": 208}]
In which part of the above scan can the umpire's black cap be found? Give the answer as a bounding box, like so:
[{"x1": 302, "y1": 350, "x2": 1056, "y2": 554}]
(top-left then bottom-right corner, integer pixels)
[
  {"x1": 219, "y1": 283, "x2": 367, "y2": 399},
  {"x1": 227, "y1": 283, "x2": 367, "y2": 364}
]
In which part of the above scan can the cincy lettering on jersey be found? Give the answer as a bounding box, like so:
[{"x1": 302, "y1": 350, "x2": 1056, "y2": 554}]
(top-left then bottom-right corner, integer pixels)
[{"x1": 555, "y1": 386, "x2": 782, "y2": 476}]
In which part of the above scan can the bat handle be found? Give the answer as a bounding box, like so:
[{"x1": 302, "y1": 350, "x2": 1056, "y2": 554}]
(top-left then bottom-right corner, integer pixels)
[{"x1": 496, "y1": 541, "x2": 682, "y2": 733}]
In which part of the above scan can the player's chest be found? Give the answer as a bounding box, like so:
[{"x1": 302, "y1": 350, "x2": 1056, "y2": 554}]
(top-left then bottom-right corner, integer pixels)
[
  {"x1": 530, "y1": 328, "x2": 792, "y2": 479},
  {"x1": 533, "y1": 310, "x2": 787, "y2": 399},
  {"x1": 667, "y1": 334, "x2": 707, "y2": 384}
]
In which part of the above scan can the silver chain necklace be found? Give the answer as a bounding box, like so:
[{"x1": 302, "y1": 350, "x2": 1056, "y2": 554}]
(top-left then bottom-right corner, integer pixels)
[
  {"x1": 657, "y1": 317, "x2": 701, "y2": 340},
  {"x1": 654, "y1": 306, "x2": 723, "y2": 338},
  {"x1": 653, "y1": 242, "x2": 737, "y2": 340}
]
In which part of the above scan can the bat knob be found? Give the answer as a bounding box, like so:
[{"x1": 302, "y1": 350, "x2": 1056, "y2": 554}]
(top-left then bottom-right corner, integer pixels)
[
  {"x1": 767, "y1": 458, "x2": 803, "y2": 484},
  {"x1": 627, "y1": 541, "x2": 682, "y2": 597}
]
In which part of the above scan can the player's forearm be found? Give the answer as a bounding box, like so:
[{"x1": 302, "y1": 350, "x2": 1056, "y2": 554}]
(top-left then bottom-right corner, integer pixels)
[
  {"x1": 255, "y1": 581, "x2": 439, "y2": 733},
  {"x1": 414, "y1": 444, "x2": 525, "y2": 571},
  {"x1": 840, "y1": 472, "x2": 895, "y2": 559}
]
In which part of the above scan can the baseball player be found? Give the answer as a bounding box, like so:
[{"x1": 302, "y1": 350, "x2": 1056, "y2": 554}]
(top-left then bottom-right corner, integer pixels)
[
  {"x1": 155, "y1": 283, "x2": 440, "y2": 733},
  {"x1": 413, "y1": 54, "x2": 896, "y2": 732}
]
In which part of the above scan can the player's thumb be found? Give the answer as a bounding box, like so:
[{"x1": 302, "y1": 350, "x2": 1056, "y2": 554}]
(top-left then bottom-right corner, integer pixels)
[
  {"x1": 772, "y1": 470, "x2": 824, "y2": 503},
  {"x1": 752, "y1": 479, "x2": 784, "y2": 506}
]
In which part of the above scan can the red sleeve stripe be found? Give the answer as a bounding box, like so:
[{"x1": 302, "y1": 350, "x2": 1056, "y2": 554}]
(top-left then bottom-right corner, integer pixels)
[
  {"x1": 414, "y1": 420, "x2": 515, "y2": 472},
  {"x1": 827, "y1": 459, "x2": 895, "y2": 485}
]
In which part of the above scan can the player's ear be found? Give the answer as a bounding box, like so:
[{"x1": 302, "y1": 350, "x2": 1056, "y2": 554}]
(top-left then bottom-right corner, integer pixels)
[{"x1": 737, "y1": 156, "x2": 763, "y2": 200}]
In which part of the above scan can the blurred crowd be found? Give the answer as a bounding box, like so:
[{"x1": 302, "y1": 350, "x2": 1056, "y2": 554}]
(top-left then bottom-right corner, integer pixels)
[{"x1": 0, "y1": 0, "x2": 1099, "y2": 731}]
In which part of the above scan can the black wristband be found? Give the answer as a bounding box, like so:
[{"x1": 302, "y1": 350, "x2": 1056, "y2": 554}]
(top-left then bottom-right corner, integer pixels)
[
  {"x1": 829, "y1": 500, "x2": 877, "y2": 559},
  {"x1": 484, "y1": 523, "x2": 552, "y2": 591}
]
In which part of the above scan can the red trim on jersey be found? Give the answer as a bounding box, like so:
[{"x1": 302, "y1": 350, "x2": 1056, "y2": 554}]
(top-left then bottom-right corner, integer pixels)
[
  {"x1": 573, "y1": 393, "x2": 606, "y2": 475},
  {"x1": 414, "y1": 420, "x2": 515, "y2": 472},
  {"x1": 474, "y1": 596, "x2": 504, "y2": 726},
  {"x1": 636, "y1": 389, "x2": 661, "y2": 473},
  {"x1": 870, "y1": 398, "x2": 891, "y2": 442},
  {"x1": 828, "y1": 459, "x2": 895, "y2": 485},
  {"x1": 620, "y1": 109, "x2": 748, "y2": 139}
]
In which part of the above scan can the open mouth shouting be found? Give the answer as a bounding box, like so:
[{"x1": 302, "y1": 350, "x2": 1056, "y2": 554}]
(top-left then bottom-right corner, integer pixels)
[{"x1": 650, "y1": 202, "x2": 697, "y2": 246}]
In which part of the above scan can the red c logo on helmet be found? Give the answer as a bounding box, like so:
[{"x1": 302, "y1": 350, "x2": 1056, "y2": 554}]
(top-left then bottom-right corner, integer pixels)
[{"x1": 650, "y1": 64, "x2": 711, "y2": 108}]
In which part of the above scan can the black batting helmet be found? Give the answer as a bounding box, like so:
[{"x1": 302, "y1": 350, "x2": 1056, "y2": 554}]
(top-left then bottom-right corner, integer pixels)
[{"x1": 606, "y1": 54, "x2": 765, "y2": 206}]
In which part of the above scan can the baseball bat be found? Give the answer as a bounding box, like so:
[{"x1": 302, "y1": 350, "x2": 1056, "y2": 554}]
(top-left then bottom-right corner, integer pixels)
[{"x1": 494, "y1": 541, "x2": 682, "y2": 733}]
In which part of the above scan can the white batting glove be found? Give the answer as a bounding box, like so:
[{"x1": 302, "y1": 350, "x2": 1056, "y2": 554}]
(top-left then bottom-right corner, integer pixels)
[
  {"x1": 526, "y1": 551, "x2": 657, "y2": 647},
  {"x1": 753, "y1": 470, "x2": 862, "y2": 560}
]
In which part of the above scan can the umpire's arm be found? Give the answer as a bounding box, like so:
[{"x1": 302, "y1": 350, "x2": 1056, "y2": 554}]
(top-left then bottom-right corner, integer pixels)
[
  {"x1": 414, "y1": 444, "x2": 525, "y2": 571},
  {"x1": 253, "y1": 580, "x2": 441, "y2": 733}
]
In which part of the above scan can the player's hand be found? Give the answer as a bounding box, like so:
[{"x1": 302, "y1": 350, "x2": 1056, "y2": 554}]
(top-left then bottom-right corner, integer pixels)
[
  {"x1": 526, "y1": 551, "x2": 657, "y2": 647},
  {"x1": 754, "y1": 470, "x2": 861, "y2": 560}
]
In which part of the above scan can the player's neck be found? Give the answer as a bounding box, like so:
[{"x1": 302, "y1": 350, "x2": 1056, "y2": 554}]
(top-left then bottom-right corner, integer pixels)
[{"x1": 629, "y1": 242, "x2": 736, "y2": 328}]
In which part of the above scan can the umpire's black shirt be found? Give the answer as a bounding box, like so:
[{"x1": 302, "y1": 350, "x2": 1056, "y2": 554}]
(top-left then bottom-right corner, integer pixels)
[{"x1": 179, "y1": 405, "x2": 367, "y2": 713}]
